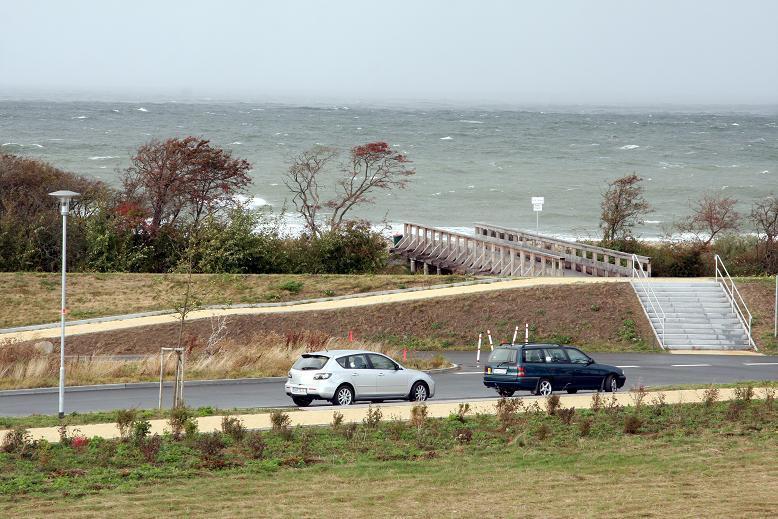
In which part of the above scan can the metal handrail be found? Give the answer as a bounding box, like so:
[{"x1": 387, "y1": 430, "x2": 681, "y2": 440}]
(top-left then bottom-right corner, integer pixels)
[
  {"x1": 714, "y1": 255, "x2": 757, "y2": 351},
  {"x1": 631, "y1": 254, "x2": 665, "y2": 349}
]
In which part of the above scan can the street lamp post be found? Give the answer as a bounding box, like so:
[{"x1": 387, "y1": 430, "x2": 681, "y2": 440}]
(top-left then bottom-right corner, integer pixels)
[{"x1": 49, "y1": 190, "x2": 80, "y2": 419}]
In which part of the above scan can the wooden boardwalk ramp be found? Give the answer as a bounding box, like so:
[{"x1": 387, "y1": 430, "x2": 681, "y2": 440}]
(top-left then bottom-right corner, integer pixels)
[{"x1": 392, "y1": 222, "x2": 650, "y2": 277}]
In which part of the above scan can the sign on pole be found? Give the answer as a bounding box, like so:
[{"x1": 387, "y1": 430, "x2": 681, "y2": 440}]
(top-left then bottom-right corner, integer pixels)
[{"x1": 531, "y1": 197, "x2": 544, "y2": 232}]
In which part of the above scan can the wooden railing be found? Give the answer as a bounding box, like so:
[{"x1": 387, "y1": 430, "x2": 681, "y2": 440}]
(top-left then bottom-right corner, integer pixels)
[
  {"x1": 393, "y1": 223, "x2": 566, "y2": 276},
  {"x1": 474, "y1": 223, "x2": 650, "y2": 277}
]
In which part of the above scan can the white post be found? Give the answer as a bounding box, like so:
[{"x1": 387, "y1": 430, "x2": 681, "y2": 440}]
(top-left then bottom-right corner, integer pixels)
[
  {"x1": 525, "y1": 323, "x2": 529, "y2": 344},
  {"x1": 536, "y1": 211, "x2": 539, "y2": 233},
  {"x1": 476, "y1": 333, "x2": 482, "y2": 364},
  {"x1": 58, "y1": 209, "x2": 67, "y2": 419},
  {"x1": 511, "y1": 325, "x2": 519, "y2": 345},
  {"x1": 158, "y1": 349, "x2": 165, "y2": 409},
  {"x1": 487, "y1": 329, "x2": 494, "y2": 351}
]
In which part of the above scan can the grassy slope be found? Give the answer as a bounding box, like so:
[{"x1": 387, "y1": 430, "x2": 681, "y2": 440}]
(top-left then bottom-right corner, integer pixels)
[
  {"x1": 51, "y1": 281, "x2": 657, "y2": 356},
  {"x1": 0, "y1": 273, "x2": 471, "y2": 328},
  {"x1": 1, "y1": 399, "x2": 777, "y2": 517},
  {"x1": 736, "y1": 278, "x2": 778, "y2": 353}
]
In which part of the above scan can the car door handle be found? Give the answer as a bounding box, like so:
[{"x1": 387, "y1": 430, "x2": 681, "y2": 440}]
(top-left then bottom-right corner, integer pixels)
[
  {"x1": 377, "y1": 373, "x2": 385, "y2": 377},
  {"x1": 352, "y1": 373, "x2": 358, "y2": 376}
]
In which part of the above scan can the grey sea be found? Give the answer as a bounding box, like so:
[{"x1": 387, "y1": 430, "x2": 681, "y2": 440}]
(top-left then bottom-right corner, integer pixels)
[{"x1": 1, "y1": 101, "x2": 776, "y2": 238}]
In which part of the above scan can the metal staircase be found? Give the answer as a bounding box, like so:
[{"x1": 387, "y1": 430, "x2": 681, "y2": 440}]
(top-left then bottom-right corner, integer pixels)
[{"x1": 631, "y1": 256, "x2": 756, "y2": 351}]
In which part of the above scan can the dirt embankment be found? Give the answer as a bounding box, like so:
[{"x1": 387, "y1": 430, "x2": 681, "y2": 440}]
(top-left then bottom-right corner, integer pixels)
[{"x1": 45, "y1": 282, "x2": 656, "y2": 355}]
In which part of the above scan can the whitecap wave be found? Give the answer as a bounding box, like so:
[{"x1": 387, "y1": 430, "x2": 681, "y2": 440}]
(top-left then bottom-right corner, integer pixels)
[
  {"x1": 89, "y1": 156, "x2": 116, "y2": 160},
  {"x1": 459, "y1": 120, "x2": 484, "y2": 124},
  {"x1": 229, "y1": 141, "x2": 242, "y2": 145},
  {"x1": 73, "y1": 116, "x2": 88, "y2": 119},
  {"x1": 440, "y1": 136, "x2": 453, "y2": 140},
  {"x1": 136, "y1": 107, "x2": 148, "y2": 112},
  {"x1": 619, "y1": 144, "x2": 639, "y2": 150},
  {"x1": 1, "y1": 142, "x2": 22, "y2": 147},
  {"x1": 112, "y1": 109, "x2": 120, "y2": 113}
]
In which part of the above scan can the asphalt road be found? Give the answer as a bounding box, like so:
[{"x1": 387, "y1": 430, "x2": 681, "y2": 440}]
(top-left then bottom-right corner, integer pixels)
[{"x1": 2, "y1": 352, "x2": 777, "y2": 417}]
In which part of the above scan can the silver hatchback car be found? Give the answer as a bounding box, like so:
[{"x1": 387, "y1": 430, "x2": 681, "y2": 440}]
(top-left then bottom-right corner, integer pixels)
[{"x1": 285, "y1": 349, "x2": 436, "y2": 407}]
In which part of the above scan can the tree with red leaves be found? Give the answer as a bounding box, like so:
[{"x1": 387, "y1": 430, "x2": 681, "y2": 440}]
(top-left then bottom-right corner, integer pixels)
[
  {"x1": 285, "y1": 141, "x2": 414, "y2": 237},
  {"x1": 122, "y1": 137, "x2": 252, "y2": 232}
]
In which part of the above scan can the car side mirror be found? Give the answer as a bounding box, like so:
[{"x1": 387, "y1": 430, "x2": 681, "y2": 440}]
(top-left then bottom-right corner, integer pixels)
[
  {"x1": 586, "y1": 359, "x2": 594, "y2": 365},
  {"x1": 395, "y1": 364, "x2": 402, "y2": 370}
]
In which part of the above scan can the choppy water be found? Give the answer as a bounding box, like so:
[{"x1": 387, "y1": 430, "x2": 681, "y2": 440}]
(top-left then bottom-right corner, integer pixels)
[{"x1": 1, "y1": 101, "x2": 776, "y2": 238}]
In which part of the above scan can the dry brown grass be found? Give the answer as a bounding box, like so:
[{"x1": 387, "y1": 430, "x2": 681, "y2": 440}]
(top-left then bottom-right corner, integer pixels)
[
  {"x1": 1, "y1": 433, "x2": 776, "y2": 518},
  {"x1": 0, "y1": 332, "x2": 447, "y2": 390},
  {"x1": 0, "y1": 272, "x2": 471, "y2": 328}
]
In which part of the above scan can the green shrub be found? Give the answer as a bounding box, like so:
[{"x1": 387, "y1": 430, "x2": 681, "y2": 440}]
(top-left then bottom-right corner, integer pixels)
[
  {"x1": 221, "y1": 416, "x2": 246, "y2": 442},
  {"x1": 277, "y1": 280, "x2": 304, "y2": 294},
  {"x1": 169, "y1": 407, "x2": 197, "y2": 440}
]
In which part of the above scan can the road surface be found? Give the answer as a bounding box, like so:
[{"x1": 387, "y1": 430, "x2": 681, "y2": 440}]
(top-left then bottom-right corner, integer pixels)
[{"x1": 1, "y1": 352, "x2": 776, "y2": 416}]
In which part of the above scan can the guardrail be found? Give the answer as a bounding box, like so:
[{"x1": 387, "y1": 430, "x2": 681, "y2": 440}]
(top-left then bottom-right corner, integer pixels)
[
  {"x1": 474, "y1": 223, "x2": 650, "y2": 277},
  {"x1": 715, "y1": 255, "x2": 757, "y2": 351},
  {"x1": 631, "y1": 254, "x2": 665, "y2": 349}
]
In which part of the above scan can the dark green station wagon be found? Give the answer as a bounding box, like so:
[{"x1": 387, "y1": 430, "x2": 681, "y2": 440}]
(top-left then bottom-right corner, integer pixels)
[{"x1": 483, "y1": 343, "x2": 626, "y2": 397}]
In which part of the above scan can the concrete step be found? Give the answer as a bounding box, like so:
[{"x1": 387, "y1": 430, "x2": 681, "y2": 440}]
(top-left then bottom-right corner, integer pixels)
[
  {"x1": 665, "y1": 343, "x2": 752, "y2": 350},
  {"x1": 631, "y1": 279, "x2": 753, "y2": 351}
]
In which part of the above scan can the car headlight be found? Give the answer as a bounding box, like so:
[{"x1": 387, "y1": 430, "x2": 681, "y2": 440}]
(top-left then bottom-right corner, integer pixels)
[{"x1": 313, "y1": 373, "x2": 332, "y2": 380}]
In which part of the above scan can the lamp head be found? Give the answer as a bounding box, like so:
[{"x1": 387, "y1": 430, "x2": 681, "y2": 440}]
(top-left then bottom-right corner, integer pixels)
[{"x1": 49, "y1": 190, "x2": 80, "y2": 215}]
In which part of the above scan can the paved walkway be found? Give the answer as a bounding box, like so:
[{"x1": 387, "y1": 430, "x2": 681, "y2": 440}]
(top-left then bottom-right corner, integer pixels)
[
  {"x1": 1, "y1": 276, "x2": 629, "y2": 343},
  {"x1": 4, "y1": 387, "x2": 766, "y2": 443}
]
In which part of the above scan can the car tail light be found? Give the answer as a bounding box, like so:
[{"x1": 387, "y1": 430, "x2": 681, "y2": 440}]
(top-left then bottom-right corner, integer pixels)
[
  {"x1": 517, "y1": 366, "x2": 525, "y2": 378},
  {"x1": 313, "y1": 373, "x2": 332, "y2": 380}
]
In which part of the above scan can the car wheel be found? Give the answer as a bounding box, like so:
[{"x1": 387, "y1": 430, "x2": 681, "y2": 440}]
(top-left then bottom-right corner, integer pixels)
[
  {"x1": 604, "y1": 375, "x2": 618, "y2": 393},
  {"x1": 566, "y1": 388, "x2": 578, "y2": 394},
  {"x1": 410, "y1": 381, "x2": 429, "y2": 402},
  {"x1": 292, "y1": 396, "x2": 313, "y2": 407},
  {"x1": 497, "y1": 388, "x2": 515, "y2": 397},
  {"x1": 332, "y1": 385, "x2": 354, "y2": 406},
  {"x1": 536, "y1": 379, "x2": 553, "y2": 396}
]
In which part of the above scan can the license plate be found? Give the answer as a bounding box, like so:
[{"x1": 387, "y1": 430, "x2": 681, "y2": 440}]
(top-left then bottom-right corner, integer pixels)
[
  {"x1": 493, "y1": 368, "x2": 507, "y2": 375},
  {"x1": 291, "y1": 387, "x2": 307, "y2": 395}
]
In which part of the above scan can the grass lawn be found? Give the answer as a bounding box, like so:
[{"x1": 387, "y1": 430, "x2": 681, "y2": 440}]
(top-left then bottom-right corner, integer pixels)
[
  {"x1": 0, "y1": 273, "x2": 472, "y2": 328},
  {"x1": 1, "y1": 396, "x2": 777, "y2": 517}
]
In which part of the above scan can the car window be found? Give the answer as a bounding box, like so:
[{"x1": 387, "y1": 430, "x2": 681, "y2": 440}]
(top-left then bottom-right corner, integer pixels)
[
  {"x1": 338, "y1": 354, "x2": 369, "y2": 369},
  {"x1": 523, "y1": 349, "x2": 545, "y2": 363},
  {"x1": 566, "y1": 348, "x2": 591, "y2": 364},
  {"x1": 544, "y1": 348, "x2": 569, "y2": 363},
  {"x1": 368, "y1": 354, "x2": 397, "y2": 370},
  {"x1": 292, "y1": 355, "x2": 329, "y2": 370},
  {"x1": 488, "y1": 348, "x2": 517, "y2": 364}
]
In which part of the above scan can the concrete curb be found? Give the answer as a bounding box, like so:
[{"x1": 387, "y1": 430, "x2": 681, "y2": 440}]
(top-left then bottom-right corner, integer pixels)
[
  {"x1": 0, "y1": 365, "x2": 459, "y2": 397},
  {"x1": 0, "y1": 279, "x2": 503, "y2": 334}
]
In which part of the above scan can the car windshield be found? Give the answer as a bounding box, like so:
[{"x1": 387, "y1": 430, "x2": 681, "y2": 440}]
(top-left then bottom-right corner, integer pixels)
[
  {"x1": 488, "y1": 348, "x2": 516, "y2": 364},
  {"x1": 292, "y1": 355, "x2": 329, "y2": 370}
]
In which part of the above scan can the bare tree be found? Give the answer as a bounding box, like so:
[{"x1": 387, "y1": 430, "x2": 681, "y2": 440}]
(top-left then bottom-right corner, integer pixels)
[
  {"x1": 284, "y1": 146, "x2": 338, "y2": 237},
  {"x1": 285, "y1": 142, "x2": 414, "y2": 237},
  {"x1": 600, "y1": 173, "x2": 652, "y2": 244},
  {"x1": 677, "y1": 193, "x2": 740, "y2": 246},
  {"x1": 751, "y1": 194, "x2": 778, "y2": 272}
]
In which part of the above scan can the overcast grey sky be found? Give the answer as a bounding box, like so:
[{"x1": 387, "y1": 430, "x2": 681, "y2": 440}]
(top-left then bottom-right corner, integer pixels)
[{"x1": 1, "y1": 0, "x2": 777, "y2": 105}]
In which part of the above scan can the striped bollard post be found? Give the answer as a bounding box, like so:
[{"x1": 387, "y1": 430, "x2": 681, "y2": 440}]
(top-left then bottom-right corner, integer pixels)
[{"x1": 476, "y1": 333, "x2": 482, "y2": 365}]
